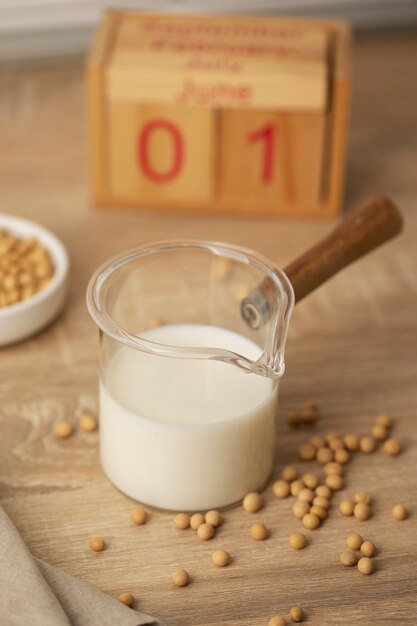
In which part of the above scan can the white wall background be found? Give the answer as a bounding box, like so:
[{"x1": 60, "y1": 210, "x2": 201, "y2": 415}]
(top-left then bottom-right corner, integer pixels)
[{"x1": 1, "y1": 0, "x2": 417, "y2": 61}]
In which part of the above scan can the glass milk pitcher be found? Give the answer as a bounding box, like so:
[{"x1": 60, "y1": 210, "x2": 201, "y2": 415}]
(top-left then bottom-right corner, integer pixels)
[{"x1": 87, "y1": 240, "x2": 293, "y2": 511}]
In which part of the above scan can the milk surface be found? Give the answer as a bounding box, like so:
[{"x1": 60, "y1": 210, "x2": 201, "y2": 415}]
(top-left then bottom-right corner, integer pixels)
[{"x1": 100, "y1": 324, "x2": 278, "y2": 510}]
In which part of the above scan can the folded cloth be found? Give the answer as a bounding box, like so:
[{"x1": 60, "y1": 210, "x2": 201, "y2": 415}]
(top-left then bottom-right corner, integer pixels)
[{"x1": 0, "y1": 506, "x2": 164, "y2": 626}]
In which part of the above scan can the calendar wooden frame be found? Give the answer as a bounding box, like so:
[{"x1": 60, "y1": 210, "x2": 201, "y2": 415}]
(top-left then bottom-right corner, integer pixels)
[{"x1": 87, "y1": 11, "x2": 351, "y2": 218}]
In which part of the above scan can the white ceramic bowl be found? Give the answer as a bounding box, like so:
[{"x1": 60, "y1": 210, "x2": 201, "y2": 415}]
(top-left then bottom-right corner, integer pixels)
[{"x1": 0, "y1": 214, "x2": 69, "y2": 346}]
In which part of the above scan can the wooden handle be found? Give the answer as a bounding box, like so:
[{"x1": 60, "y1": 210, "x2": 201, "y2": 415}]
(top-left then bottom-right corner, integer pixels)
[
  {"x1": 284, "y1": 195, "x2": 403, "y2": 304},
  {"x1": 241, "y1": 196, "x2": 403, "y2": 329}
]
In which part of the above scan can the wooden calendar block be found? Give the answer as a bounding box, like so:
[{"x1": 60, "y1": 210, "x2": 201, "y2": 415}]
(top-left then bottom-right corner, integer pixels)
[
  {"x1": 108, "y1": 103, "x2": 215, "y2": 202},
  {"x1": 106, "y1": 13, "x2": 329, "y2": 112},
  {"x1": 219, "y1": 110, "x2": 328, "y2": 214},
  {"x1": 113, "y1": 12, "x2": 329, "y2": 64},
  {"x1": 87, "y1": 11, "x2": 351, "y2": 217}
]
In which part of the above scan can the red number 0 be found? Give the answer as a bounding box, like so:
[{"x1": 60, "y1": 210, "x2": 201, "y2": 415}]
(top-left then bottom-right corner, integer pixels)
[
  {"x1": 248, "y1": 123, "x2": 275, "y2": 184},
  {"x1": 138, "y1": 119, "x2": 183, "y2": 183}
]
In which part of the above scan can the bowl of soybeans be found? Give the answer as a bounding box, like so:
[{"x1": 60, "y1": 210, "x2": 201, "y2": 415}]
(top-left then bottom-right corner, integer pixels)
[{"x1": 0, "y1": 214, "x2": 69, "y2": 346}]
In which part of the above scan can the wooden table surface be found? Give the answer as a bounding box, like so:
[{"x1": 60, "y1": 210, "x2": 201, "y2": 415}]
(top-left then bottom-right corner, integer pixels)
[{"x1": 0, "y1": 30, "x2": 416, "y2": 626}]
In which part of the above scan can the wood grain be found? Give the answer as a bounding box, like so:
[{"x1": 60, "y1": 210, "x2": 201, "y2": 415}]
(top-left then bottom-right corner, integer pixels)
[{"x1": 0, "y1": 29, "x2": 417, "y2": 626}]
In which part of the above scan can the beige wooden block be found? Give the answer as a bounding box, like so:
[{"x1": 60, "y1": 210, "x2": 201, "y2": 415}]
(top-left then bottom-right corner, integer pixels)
[
  {"x1": 107, "y1": 13, "x2": 329, "y2": 112},
  {"x1": 219, "y1": 109, "x2": 328, "y2": 214},
  {"x1": 113, "y1": 12, "x2": 330, "y2": 62},
  {"x1": 107, "y1": 63, "x2": 328, "y2": 112},
  {"x1": 111, "y1": 12, "x2": 328, "y2": 71},
  {"x1": 108, "y1": 103, "x2": 215, "y2": 202}
]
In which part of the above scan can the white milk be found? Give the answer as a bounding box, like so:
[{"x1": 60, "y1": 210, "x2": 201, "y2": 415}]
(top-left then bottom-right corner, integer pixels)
[{"x1": 100, "y1": 324, "x2": 278, "y2": 511}]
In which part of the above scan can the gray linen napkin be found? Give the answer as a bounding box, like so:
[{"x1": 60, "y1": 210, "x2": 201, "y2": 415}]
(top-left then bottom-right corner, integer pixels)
[{"x1": 0, "y1": 506, "x2": 164, "y2": 626}]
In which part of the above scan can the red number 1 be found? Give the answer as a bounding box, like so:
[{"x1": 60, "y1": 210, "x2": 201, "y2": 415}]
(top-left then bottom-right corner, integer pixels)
[
  {"x1": 248, "y1": 123, "x2": 275, "y2": 184},
  {"x1": 138, "y1": 119, "x2": 183, "y2": 183}
]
